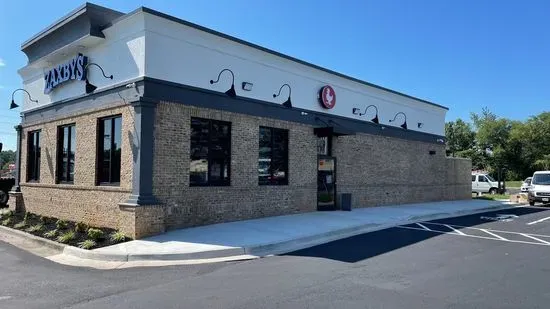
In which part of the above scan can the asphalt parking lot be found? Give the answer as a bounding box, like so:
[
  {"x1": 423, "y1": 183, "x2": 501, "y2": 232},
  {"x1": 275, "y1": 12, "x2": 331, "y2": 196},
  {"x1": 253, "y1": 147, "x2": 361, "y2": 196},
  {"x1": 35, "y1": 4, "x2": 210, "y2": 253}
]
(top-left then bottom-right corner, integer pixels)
[{"x1": 3, "y1": 204, "x2": 550, "y2": 308}]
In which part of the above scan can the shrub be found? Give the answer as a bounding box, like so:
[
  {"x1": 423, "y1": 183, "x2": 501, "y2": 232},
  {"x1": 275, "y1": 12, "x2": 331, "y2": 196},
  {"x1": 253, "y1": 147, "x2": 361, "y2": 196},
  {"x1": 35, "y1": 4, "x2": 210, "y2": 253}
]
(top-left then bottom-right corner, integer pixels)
[
  {"x1": 56, "y1": 219, "x2": 68, "y2": 230},
  {"x1": 57, "y1": 231, "x2": 76, "y2": 243},
  {"x1": 78, "y1": 239, "x2": 97, "y2": 250},
  {"x1": 43, "y1": 229, "x2": 58, "y2": 238},
  {"x1": 87, "y1": 228, "x2": 104, "y2": 241},
  {"x1": 110, "y1": 231, "x2": 126, "y2": 243},
  {"x1": 4, "y1": 210, "x2": 13, "y2": 218},
  {"x1": 1, "y1": 218, "x2": 12, "y2": 226},
  {"x1": 23, "y1": 212, "x2": 30, "y2": 222},
  {"x1": 13, "y1": 221, "x2": 26, "y2": 229},
  {"x1": 26, "y1": 224, "x2": 44, "y2": 233},
  {"x1": 75, "y1": 222, "x2": 87, "y2": 233}
]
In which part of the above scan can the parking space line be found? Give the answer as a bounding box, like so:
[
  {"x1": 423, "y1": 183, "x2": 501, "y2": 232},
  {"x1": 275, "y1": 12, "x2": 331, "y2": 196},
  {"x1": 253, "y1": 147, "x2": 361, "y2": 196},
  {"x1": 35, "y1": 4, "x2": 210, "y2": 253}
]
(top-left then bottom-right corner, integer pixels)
[
  {"x1": 420, "y1": 222, "x2": 550, "y2": 239},
  {"x1": 416, "y1": 223, "x2": 431, "y2": 231},
  {"x1": 480, "y1": 229, "x2": 508, "y2": 241},
  {"x1": 521, "y1": 234, "x2": 550, "y2": 245},
  {"x1": 444, "y1": 224, "x2": 465, "y2": 235},
  {"x1": 527, "y1": 216, "x2": 550, "y2": 225},
  {"x1": 396, "y1": 226, "x2": 550, "y2": 246}
]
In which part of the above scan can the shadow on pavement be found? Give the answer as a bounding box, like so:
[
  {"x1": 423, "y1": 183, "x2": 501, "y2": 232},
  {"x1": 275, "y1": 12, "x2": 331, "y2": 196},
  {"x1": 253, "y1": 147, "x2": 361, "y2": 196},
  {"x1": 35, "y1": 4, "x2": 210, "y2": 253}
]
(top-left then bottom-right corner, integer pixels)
[{"x1": 284, "y1": 206, "x2": 550, "y2": 263}]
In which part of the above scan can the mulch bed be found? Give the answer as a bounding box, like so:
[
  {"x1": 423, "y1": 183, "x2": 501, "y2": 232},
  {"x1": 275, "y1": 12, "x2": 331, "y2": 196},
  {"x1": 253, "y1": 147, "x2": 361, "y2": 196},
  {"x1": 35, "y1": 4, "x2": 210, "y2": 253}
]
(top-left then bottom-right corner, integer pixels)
[{"x1": 0, "y1": 211, "x2": 130, "y2": 250}]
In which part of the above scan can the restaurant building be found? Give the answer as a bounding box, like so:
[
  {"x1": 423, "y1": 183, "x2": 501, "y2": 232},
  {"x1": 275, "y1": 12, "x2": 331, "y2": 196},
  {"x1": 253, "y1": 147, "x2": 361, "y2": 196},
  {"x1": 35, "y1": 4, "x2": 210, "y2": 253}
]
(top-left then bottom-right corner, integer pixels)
[{"x1": 8, "y1": 3, "x2": 471, "y2": 238}]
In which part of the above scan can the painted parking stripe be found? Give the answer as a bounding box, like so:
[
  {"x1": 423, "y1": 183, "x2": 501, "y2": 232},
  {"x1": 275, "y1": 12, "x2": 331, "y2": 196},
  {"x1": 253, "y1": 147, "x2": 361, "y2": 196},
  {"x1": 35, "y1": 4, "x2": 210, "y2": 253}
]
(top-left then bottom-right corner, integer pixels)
[
  {"x1": 415, "y1": 223, "x2": 431, "y2": 231},
  {"x1": 420, "y1": 222, "x2": 550, "y2": 239},
  {"x1": 527, "y1": 216, "x2": 550, "y2": 225},
  {"x1": 480, "y1": 229, "x2": 508, "y2": 241},
  {"x1": 0, "y1": 296, "x2": 12, "y2": 300},
  {"x1": 444, "y1": 224, "x2": 465, "y2": 235},
  {"x1": 521, "y1": 233, "x2": 550, "y2": 245}
]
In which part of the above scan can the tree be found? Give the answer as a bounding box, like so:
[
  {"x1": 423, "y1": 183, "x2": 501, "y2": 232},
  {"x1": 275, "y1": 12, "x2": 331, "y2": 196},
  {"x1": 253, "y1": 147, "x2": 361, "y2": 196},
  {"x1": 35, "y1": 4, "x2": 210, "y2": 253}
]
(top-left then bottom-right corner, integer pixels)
[
  {"x1": 0, "y1": 150, "x2": 16, "y2": 170},
  {"x1": 445, "y1": 118, "x2": 475, "y2": 157},
  {"x1": 534, "y1": 154, "x2": 550, "y2": 170}
]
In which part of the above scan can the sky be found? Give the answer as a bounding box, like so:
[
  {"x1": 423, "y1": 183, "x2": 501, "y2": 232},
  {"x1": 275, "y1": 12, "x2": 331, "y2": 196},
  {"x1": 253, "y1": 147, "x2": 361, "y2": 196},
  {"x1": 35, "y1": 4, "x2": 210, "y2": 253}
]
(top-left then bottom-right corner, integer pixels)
[{"x1": 1, "y1": 0, "x2": 549, "y2": 150}]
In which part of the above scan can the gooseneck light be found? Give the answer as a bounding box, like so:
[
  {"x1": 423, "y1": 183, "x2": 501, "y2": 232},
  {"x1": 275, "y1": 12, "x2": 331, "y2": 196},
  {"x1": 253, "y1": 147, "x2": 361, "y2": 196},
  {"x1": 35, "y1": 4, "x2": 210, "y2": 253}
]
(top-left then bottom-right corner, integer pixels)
[
  {"x1": 389, "y1": 112, "x2": 408, "y2": 130},
  {"x1": 10, "y1": 89, "x2": 38, "y2": 109},
  {"x1": 352, "y1": 104, "x2": 379, "y2": 124},
  {"x1": 210, "y1": 68, "x2": 236, "y2": 98},
  {"x1": 273, "y1": 83, "x2": 292, "y2": 108},
  {"x1": 85, "y1": 63, "x2": 113, "y2": 94}
]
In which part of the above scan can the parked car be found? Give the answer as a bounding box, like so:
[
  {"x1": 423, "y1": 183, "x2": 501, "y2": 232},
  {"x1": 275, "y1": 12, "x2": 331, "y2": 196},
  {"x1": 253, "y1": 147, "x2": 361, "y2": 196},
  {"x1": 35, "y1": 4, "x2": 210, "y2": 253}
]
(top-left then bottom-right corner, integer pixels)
[
  {"x1": 0, "y1": 177, "x2": 15, "y2": 206},
  {"x1": 528, "y1": 171, "x2": 550, "y2": 206},
  {"x1": 472, "y1": 173, "x2": 499, "y2": 195},
  {"x1": 521, "y1": 177, "x2": 533, "y2": 192}
]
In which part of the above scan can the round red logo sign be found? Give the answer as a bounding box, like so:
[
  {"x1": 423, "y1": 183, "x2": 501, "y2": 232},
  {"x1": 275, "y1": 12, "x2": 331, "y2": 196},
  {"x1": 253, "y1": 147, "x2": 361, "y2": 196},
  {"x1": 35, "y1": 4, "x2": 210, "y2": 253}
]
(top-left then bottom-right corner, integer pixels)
[{"x1": 319, "y1": 85, "x2": 336, "y2": 109}]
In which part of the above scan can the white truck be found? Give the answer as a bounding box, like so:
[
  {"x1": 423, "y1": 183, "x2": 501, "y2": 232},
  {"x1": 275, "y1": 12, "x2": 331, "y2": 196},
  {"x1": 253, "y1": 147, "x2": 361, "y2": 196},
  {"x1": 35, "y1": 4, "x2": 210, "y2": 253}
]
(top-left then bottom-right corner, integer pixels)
[
  {"x1": 528, "y1": 171, "x2": 550, "y2": 206},
  {"x1": 472, "y1": 173, "x2": 499, "y2": 195}
]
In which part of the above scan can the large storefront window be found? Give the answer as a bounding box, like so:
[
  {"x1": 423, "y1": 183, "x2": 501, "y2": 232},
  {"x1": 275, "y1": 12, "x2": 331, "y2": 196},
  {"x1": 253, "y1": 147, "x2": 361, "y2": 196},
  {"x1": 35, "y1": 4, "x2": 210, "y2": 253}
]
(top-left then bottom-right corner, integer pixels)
[
  {"x1": 57, "y1": 124, "x2": 76, "y2": 183},
  {"x1": 190, "y1": 118, "x2": 231, "y2": 186},
  {"x1": 97, "y1": 116, "x2": 121, "y2": 185},
  {"x1": 26, "y1": 130, "x2": 41, "y2": 182},
  {"x1": 259, "y1": 127, "x2": 288, "y2": 185}
]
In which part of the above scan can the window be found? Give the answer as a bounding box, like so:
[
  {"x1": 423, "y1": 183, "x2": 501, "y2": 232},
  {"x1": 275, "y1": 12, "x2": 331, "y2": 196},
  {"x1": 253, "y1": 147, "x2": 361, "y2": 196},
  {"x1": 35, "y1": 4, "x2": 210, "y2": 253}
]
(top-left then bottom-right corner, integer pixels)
[
  {"x1": 472, "y1": 175, "x2": 476, "y2": 182},
  {"x1": 479, "y1": 176, "x2": 488, "y2": 182},
  {"x1": 533, "y1": 173, "x2": 550, "y2": 185},
  {"x1": 190, "y1": 118, "x2": 231, "y2": 186},
  {"x1": 27, "y1": 130, "x2": 41, "y2": 182},
  {"x1": 57, "y1": 124, "x2": 76, "y2": 183},
  {"x1": 259, "y1": 127, "x2": 288, "y2": 185},
  {"x1": 97, "y1": 116, "x2": 122, "y2": 185}
]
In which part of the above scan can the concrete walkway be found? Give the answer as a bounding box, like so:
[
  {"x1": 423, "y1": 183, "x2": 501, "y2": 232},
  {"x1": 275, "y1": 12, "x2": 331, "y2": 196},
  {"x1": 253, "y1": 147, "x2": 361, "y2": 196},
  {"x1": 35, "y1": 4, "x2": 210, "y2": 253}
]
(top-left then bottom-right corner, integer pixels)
[{"x1": 55, "y1": 199, "x2": 514, "y2": 264}]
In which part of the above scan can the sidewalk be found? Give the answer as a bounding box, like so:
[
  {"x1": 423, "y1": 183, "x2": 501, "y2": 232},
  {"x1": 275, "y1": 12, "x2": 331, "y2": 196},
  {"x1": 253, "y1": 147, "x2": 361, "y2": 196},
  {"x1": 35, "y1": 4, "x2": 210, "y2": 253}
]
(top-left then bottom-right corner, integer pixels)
[{"x1": 56, "y1": 199, "x2": 513, "y2": 264}]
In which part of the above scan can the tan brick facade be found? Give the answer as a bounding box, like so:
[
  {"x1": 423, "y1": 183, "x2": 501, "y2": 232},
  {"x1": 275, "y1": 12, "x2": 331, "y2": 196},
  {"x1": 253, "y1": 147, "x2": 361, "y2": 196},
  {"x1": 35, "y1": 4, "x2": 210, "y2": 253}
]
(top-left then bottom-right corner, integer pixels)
[
  {"x1": 14, "y1": 102, "x2": 141, "y2": 237},
  {"x1": 11, "y1": 99, "x2": 471, "y2": 239}
]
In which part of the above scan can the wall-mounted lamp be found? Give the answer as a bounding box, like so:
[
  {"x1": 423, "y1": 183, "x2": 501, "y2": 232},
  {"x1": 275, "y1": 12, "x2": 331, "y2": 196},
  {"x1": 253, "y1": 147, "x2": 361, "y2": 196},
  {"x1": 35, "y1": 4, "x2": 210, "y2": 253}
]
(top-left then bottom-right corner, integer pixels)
[
  {"x1": 352, "y1": 104, "x2": 379, "y2": 124},
  {"x1": 273, "y1": 83, "x2": 292, "y2": 108},
  {"x1": 210, "y1": 68, "x2": 236, "y2": 98},
  {"x1": 85, "y1": 63, "x2": 113, "y2": 94},
  {"x1": 300, "y1": 112, "x2": 308, "y2": 116},
  {"x1": 10, "y1": 88, "x2": 38, "y2": 109},
  {"x1": 436, "y1": 138, "x2": 445, "y2": 143},
  {"x1": 241, "y1": 82, "x2": 253, "y2": 91},
  {"x1": 417, "y1": 122, "x2": 424, "y2": 129},
  {"x1": 389, "y1": 112, "x2": 407, "y2": 130}
]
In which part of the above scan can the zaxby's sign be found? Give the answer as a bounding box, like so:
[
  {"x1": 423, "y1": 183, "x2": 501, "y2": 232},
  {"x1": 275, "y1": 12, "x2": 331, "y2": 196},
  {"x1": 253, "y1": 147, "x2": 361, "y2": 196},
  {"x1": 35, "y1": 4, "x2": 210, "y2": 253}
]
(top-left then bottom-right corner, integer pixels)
[{"x1": 44, "y1": 54, "x2": 88, "y2": 94}]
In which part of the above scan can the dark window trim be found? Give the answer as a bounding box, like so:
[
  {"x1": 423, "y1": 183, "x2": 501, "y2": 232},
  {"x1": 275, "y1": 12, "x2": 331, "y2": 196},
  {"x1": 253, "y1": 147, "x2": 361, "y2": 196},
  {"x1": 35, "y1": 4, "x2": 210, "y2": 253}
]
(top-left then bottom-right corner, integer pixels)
[
  {"x1": 56, "y1": 123, "x2": 76, "y2": 184},
  {"x1": 96, "y1": 115, "x2": 122, "y2": 186},
  {"x1": 190, "y1": 117, "x2": 232, "y2": 187},
  {"x1": 259, "y1": 126, "x2": 289, "y2": 186},
  {"x1": 26, "y1": 130, "x2": 41, "y2": 182}
]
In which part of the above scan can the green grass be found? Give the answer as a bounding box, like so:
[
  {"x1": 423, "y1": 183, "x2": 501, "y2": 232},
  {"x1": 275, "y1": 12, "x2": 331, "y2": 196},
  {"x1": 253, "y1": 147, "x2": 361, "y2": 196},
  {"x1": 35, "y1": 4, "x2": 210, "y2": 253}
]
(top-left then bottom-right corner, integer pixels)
[
  {"x1": 506, "y1": 181, "x2": 523, "y2": 188},
  {"x1": 473, "y1": 194, "x2": 510, "y2": 201}
]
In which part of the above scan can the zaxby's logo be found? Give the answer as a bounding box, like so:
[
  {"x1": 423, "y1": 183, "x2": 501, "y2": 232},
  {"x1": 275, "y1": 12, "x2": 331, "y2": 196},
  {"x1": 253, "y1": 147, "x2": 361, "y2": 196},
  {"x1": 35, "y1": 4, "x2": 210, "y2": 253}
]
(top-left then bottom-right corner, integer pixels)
[
  {"x1": 44, "y1": 54, "x2": 88, "y2": 94},
  {"x1": 319, "y1": 85, "x2": 336, "y2": 109}
]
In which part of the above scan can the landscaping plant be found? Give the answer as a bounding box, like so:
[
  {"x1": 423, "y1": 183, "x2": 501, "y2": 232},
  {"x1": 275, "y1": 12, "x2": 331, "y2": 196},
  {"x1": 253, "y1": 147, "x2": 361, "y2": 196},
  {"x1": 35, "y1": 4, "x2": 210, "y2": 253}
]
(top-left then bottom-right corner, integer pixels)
[
  {"x1": 110, "y1": 231, "x2": 126, "y2": 243},
  {"x1": 87, "y1": 228, "x2": 104, "y2": 241},
  {"x1": 13, "y1": 221, "x2": 27, "y2": 229},
  {"x1": 78, "y1": 239, "x2": 97, "y2": 250},
  {"x1": 26, "y1": 224, "x2": 44, "y2": 233},
  {"x1": 57, "y1": 230, "x2": 76, "y2": 243},
  {"x1": 75, "y1": 222, "x2": 87, "y2": 233},
  {"x1": 1, "y1": 217, "x2": 12, "y2": 226},
  {"x1": 44, "y1": 229, "x2": 58, "y2": 239},
  {"x1": 56, "y1": 219, "x2": 68, "y2": 230}
]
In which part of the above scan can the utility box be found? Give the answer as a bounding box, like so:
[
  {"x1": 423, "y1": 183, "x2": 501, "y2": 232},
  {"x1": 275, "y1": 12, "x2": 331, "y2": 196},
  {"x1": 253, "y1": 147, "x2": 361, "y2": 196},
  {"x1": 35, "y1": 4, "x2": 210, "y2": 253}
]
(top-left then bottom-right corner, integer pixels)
[{"x1": 339, "y1": 193, "x2": 352, "y2": 211}]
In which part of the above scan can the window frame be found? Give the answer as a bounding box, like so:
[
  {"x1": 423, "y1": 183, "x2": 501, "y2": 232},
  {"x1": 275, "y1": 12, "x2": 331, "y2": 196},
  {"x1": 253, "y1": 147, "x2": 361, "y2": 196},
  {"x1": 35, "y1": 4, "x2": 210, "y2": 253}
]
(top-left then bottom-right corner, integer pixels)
[
  {"x1": 26, "y1": 130, "x2": 41, "y2": 182},
  {"x1": 258, "y1": 126, "x2": 289, "y2": 186},
  {"x1": 56, "y1": 123, "x2": 76, "y2": 184},
  {"x1": 96, "y1": 115, "x2": 122, "y2": 186},
  {"x1": 189, "y1": 117, "x2": 232, "y2": 187}
]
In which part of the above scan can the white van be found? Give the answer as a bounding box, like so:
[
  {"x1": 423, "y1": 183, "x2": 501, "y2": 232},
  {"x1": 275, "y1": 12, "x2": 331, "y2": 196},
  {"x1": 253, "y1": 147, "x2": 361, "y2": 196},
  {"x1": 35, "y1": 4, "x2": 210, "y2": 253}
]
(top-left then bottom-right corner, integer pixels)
[
  {"x1": 528, "y1": 171, "x2": 550, "y2": 206},
  {"x1": 472, "y1": 173, "x2": 499, "y2": 195}
]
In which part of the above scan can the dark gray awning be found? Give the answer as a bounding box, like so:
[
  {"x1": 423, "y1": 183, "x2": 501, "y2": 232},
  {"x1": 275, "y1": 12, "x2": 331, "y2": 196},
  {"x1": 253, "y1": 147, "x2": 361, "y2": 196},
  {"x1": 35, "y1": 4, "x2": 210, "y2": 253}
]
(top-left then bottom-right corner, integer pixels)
[{"x1": 314, "y1": 126, "x2": 355, "y2": 137}]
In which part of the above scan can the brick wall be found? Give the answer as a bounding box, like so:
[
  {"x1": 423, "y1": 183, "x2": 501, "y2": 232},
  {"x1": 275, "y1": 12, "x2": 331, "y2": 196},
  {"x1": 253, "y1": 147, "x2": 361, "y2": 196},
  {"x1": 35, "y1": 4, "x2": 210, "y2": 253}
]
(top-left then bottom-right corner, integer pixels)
[
  {"x1": 153, "y1": 102, "x2": 318, "y2": 230},
  {"x1": 17, "y1": 103, "x2": 139, "y2": 236},
  {"x1": 333, "y1": 134, "x2": 471, "y2": 207}
]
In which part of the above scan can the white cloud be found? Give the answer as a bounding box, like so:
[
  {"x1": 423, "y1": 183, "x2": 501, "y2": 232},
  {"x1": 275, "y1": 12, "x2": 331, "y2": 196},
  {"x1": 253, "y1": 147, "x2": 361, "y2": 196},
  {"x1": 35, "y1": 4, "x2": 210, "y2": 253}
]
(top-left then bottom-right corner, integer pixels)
[{"x1": 0, "y1": 58, "x2": 5, "y2": 67}]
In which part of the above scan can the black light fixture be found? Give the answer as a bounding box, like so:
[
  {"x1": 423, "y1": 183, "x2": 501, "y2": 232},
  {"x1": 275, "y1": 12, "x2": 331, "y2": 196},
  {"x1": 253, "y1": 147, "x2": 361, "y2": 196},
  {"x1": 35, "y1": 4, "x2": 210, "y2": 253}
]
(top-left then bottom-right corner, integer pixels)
[
  {"x1": 10, "y1": 88, "x2": 38, "y2": 109},
  {"x1": 85, "y1": 63, "x2": 113, "y2": 94},
  {"x1": 352, "y1": 104, "x2": 379, "y2": 124},
  {"x1": 389, "y1": 112, "x2": 407, "y2": 130},
  {"x1": 273, "y1": 83, "x2": 292, "y2": 108},
  {"x1": 417, "y1": 122, "x2": 424, "y2": 128},
  {"x1": 210, "y1": 68, "x2": 236, "y2": 98}
]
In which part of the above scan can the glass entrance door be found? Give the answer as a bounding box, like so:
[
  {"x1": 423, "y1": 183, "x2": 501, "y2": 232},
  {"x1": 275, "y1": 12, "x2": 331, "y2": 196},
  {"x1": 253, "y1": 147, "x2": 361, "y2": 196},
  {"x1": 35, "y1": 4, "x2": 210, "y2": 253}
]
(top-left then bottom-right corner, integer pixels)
[{"x1": 317, "y1": 156, "x2": 336, "y2": 210}]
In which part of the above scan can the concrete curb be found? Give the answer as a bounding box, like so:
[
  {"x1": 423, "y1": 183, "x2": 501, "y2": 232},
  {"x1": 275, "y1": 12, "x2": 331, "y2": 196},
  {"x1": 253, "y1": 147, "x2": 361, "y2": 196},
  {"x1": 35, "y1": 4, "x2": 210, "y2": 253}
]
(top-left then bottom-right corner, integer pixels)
[
  {"x1": 0, "y1": 225, "x2": 67, "y2": 252},
  {"x1": 2, "y1": 201, "x2": 521, "y2": 263}
]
